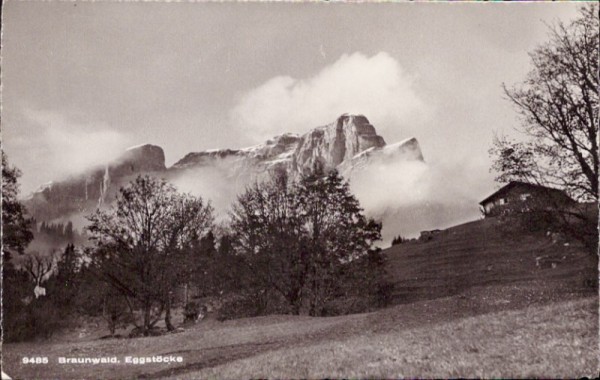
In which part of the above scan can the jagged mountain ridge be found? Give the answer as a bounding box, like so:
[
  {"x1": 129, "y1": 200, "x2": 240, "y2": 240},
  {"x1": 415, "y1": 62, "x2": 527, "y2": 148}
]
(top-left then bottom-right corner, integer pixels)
[
  {"x1": 170, "y1": 114, "x2": 422, "y2": 181},
  {"x1": 25, "y1": 114, "x2": 424, "y2": 222},
  {"x1": 171, "y1": 114, "x2": 387, "y2": 174}
]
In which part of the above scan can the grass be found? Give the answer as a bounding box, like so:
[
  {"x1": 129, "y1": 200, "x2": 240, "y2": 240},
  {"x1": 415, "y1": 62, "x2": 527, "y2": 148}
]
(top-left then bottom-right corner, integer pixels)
[
  {"x1": 385, "y1": 217, "x2": 597, "y2": 305},
  {"x1": 3, "y1": 295, "x2": 597, "y2": 379},
  {"x1": 2, "y1": 216, "x2": 598, "y2": 379},
  {"x1": 186, "y1": 297, "x2": 598, "y2": 379}
]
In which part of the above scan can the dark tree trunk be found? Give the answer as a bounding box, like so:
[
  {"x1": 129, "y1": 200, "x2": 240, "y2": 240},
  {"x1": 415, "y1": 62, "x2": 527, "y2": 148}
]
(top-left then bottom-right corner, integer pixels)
[
  {"x1": 143, "y1": 301, "x2": 152, "y2": 336},
  {"x1": 109, "y1": 315, "x2": 116, "y2": 336},
  {"x1": 289, "y1": 296, "x2": 301, "y2": 315},
  {"x1": 286, "y1": 286, "x2": 302, "y2": 315},
  {"x1": 164, "y1": 294, "x2": 174, "y2": 331}
]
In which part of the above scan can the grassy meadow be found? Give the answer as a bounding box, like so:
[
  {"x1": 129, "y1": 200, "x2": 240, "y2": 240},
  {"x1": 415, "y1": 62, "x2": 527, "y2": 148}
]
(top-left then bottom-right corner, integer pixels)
[{"x1": 3, "y1": 217, "x2": 598, "y2": 379}]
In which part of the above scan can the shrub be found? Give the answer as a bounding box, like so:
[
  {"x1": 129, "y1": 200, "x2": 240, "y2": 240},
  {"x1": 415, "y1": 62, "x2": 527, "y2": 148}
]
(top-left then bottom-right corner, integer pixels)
[
  {"x1": 375, "y1": 280, "x2": 395, "y2": 308},
  {"x1": 183, "y1": 301, "x2": 201, "y2": 323},
  {"x1": 4, "y1": 298, "x2": 69, "y2": 342},
  {"x1": 216, "y1": 290, "x2": 286, "y2": 321}
]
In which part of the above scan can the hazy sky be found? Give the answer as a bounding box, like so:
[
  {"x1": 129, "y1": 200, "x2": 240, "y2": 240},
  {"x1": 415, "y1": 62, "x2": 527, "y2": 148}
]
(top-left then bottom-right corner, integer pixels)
[{"x1": 2, "y1": 1, "x2": 581, "y2": 201}]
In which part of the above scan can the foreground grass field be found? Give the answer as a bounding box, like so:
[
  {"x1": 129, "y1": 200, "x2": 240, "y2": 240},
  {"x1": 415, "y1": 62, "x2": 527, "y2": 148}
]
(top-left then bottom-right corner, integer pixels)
[
  {"x1": 3, "y1": 216, "x2": 598, "y2": 379},
  {"x1": 188, "y1": 297, "x2": 598, "y2": 379},
  {"x1": 3, "y1": 295, "x2": 597, "y2": 379}
]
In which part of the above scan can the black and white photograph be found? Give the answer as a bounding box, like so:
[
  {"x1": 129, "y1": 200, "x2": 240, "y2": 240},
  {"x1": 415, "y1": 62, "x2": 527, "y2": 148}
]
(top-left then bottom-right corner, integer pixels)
[{"x1": 1, "y1": 1, "x2": 598, "y2": 378}]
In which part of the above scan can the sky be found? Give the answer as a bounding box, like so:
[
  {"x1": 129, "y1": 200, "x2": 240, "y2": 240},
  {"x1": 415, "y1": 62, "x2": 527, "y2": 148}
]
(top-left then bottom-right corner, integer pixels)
[{"x1": 1, "y1": 1, "x2": 582, "y2": 229}]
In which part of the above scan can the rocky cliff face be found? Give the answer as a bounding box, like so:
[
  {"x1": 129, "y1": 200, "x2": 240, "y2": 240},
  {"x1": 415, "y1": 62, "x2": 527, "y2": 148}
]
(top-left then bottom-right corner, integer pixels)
[
  {"x1": 170, "y1": 114, "x2": 412, "y2": 180},
  {"x1": 26, "y1": 144, "x2": 166, "y2": 220},
  {"x1": 25, "y1": 115, "x2": 423, "y2": 222},
  {"x1": 292, "y1": 114, "x2": 386, "y2": 173}
]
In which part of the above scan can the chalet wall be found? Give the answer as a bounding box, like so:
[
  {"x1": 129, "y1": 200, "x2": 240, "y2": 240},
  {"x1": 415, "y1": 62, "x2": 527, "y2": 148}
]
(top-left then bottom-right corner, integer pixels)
[{"x1": 482, "y1": 184, "x2": 572, "y2": 217}]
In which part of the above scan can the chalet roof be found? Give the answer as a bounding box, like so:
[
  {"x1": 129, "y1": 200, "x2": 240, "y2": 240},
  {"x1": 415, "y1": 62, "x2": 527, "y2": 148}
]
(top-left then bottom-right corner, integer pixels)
[{"x1": 479, "y1": 181, "x2": 572, "y2": 206}]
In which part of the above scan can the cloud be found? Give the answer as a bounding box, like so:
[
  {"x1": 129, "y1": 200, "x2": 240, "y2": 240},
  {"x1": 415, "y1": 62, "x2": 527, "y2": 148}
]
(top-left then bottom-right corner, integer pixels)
[
  {"x1": 167, "y1": 152, "x2": 482, "y2": 245},
  {"x1": 350, "y1": 160, "x2": 430, "y2": 213},
  {"x1": 20, "y1": 109, "x2": 132, "y2": 187},
  {"x1": 349, "y1": 156, "x2": 482, "y2": 242},
  {"x1": 169, "y1": 158, "x2": 249, "y2": 220},
  {"x1": 230, "y1": 52, "x2": 427, "y2": 142},
  {"x1": 227, "y1": 52, "x2": 479, "y2": 243}
]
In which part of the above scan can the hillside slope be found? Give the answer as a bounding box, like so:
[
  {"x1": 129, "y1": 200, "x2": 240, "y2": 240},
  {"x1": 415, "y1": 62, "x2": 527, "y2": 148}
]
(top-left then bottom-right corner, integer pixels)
[
  {"x1": 384, "y1": 216, "x2": 597, "y2": 306},
  {"x1": 3, "y1": 216, "x2": 597, "y2": 379}
]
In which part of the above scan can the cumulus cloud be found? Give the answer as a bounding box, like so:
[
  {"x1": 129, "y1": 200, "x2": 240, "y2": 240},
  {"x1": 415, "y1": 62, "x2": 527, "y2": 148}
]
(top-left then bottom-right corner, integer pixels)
[
  {"x1": 226, "y1": 51, "x2": 483, "y2": 243},
  {"x1": 231, "y1": 52, "x2": 427, "y2": 142},
  {"x1": 20, "y1": 109, "x2": 132, "y2": 187}
]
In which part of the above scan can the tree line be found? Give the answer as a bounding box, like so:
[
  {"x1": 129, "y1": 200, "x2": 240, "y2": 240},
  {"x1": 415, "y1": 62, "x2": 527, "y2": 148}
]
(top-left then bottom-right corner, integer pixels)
[{"x1": 2, "y1": 152, "x2": 391, "y2": 341}]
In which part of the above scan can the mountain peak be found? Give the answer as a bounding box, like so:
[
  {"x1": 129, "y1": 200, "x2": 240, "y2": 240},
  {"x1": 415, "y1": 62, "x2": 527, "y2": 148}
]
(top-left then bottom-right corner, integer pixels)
[
  {"x1": 293, "y1": 114, "x2": 386, "y2": 170},
  {"x1": 336, "y1": 114, "x2": 373, "y2": 132}
]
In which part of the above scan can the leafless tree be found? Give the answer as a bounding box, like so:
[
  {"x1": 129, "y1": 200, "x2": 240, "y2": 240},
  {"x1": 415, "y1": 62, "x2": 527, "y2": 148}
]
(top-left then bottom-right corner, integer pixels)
[
  {"x1": 23, "y1": 252, "x2": 56, "y2": 297},
  {"x1": 230, "y1": 173, "x2": 307, "y2": 314},
  {"x1": 490, "y1": 5, "x2": 598, "y2": 256},
  {"x1": 87, "y1": 175, "x2": 214, "y2": 335},
  {"x1": 492, "y1": 4, "x2": 598, "y2": 202},
  {"x1": 230, "y1": 169, "x2": 382, "y2": 316}
]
